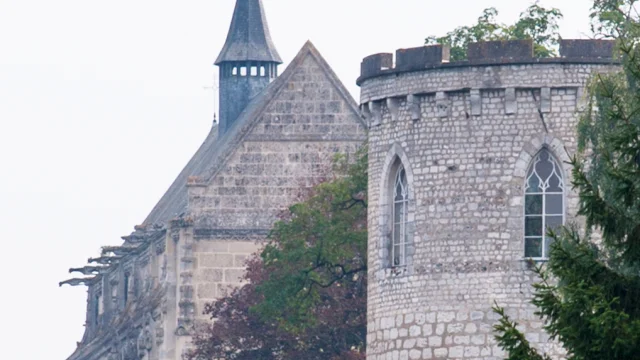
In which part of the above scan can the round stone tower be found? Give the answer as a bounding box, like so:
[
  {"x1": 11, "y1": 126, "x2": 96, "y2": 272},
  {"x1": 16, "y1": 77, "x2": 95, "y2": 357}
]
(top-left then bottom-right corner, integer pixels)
[{"x1": 358, "y1": 39, "x2": 619, "y2": 360}]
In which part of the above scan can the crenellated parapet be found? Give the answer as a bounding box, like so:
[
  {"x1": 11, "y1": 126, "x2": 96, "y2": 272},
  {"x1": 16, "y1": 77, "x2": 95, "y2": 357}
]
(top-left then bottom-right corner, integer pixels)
[
  {"x1": 359, "y1": 39, "x2": 616, "y2": 85},
  {"x1": 357, "y1": 39, "x2": 618, "y2": 129}
]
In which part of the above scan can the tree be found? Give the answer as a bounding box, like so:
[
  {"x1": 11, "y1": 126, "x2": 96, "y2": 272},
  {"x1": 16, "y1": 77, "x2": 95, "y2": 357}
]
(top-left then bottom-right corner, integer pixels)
[
  {"x1": 187, "y1": 147, "x2": 368, "y2": 360},
  {"x1": 494, "y1": 1, "x2": 640, "y2": 359},
  {"x1": 590, "y1": 0, "x2": 640, "y2": 39},
  {"x1": 426, "y1": 3, "x2": 562, "y2": 61}
]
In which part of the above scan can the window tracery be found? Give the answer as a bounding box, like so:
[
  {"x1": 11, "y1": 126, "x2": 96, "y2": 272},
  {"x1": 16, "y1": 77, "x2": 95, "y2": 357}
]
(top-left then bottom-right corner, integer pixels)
[
  {"x1": 391, "y1": 165, "x2": 409, "y2": 267},
  {"x1": 524, "y1": 148, "x2": 565, "y2": 259}
]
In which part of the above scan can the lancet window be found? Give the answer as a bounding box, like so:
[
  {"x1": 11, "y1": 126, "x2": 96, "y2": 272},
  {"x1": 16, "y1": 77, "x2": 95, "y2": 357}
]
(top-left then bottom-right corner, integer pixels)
[
  {"x1": 391, "y1": 164, "x2": 409, "y2": 267},
  {"x1": 524, "y1": 149, "x2": 565, "y2": 259}
]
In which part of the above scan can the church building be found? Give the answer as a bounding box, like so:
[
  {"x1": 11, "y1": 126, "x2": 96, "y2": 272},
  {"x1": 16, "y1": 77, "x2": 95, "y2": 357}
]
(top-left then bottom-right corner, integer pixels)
[{"x1": 61, "y1": 1, "x2": 366, "y2": 359}]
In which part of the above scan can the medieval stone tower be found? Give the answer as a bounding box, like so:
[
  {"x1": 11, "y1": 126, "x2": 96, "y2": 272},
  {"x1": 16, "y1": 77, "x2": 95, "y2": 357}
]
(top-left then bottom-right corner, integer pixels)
[{"x1": 359, "y1": 41, "x2": 618, "y2": 359}]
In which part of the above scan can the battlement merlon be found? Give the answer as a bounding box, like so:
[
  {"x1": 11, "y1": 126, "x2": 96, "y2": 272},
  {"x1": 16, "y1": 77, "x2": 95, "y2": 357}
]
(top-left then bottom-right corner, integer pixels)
[{"x1": 357, "y1": 39, "x2": 618, "y2": 86}]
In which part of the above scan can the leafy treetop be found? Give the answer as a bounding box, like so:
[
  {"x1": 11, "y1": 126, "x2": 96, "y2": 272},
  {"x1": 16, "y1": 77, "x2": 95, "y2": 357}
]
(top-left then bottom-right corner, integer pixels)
[{"x1": 426, "y1": 3, "x2": 563, "y2": 61}]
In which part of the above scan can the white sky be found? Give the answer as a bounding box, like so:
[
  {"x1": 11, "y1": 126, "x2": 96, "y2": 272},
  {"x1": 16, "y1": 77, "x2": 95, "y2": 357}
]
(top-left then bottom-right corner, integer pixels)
[{"x1": 0, "y1": 0, "x2": 594, "y2": 359}]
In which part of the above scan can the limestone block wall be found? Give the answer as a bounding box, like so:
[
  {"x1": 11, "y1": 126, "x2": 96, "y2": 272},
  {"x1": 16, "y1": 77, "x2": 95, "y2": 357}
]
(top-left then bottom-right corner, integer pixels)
[
  {"x1": 189, "y1": 52, "x2": 366, "y2": 231},
  {"x1": 360, "y1": 40, "x2": 619, "y2": 360},
  {"x1": 189, "y1": 140, "x2": 359, "y2": 230},
  {"x1": 173, "y1": 50, "x2": 367, "y2": 356},
  {"x1": 192, "y1": 237, "x2": 262, "y2": 321}
]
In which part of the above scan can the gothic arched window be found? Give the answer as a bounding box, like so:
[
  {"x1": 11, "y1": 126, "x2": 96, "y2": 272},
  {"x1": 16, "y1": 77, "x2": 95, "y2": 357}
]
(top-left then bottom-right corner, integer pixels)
[
  {"x1": 524, "y1": 148, "x2": 565, "y2": 259},
  {"x1": 392, "y1": 164, "x2": 409, "y2": 267}
]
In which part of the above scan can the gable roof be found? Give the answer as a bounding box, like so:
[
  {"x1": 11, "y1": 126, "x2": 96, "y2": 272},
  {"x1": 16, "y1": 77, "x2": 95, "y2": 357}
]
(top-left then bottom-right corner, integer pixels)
[{"x1": 143, "y1": 41, "x2": 364, "y2": 225}]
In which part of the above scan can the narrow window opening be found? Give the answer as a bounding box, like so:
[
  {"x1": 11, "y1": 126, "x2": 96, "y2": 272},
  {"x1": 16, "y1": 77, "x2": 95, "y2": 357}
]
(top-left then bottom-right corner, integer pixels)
[
  {"x1": 524, "y1": 148, "x2": 564, "y2": 259},
  {"x1": 110, "y1": 282, "x2": 118, "y2": 309},
  {"x1": 98, "y1": 293, "x2": 104, "y2": 315},
  {"x1": 123, "y1": 273, "x2": 130, "y2": 305},
  {"x1": 251, "y1": 66, "x2": 258, "y2": 76},
  {"x1": 232, "y1": 67, "x2": 238, "y2": 76},
  {"x1": 93, "y1": 294, "x2": 100, "y2": 325},
  {"x1": 391, "y1": 164, "x2": 409, "y2": 267},
  {"x1": 260, "y1": 66, "x2": 266, "y2": 77},
  {"x1": 240, "y1": 67, "x2": 247, "y2": 76}
]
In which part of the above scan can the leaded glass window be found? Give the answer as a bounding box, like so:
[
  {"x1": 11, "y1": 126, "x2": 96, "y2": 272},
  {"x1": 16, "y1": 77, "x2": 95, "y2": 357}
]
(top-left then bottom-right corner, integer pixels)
[
  {"x1": 524, "y1": 149, "x2": 564, "y2": 259},
  {"x1": 392, "y1": 165, "x2": 409, "y2": 267}
]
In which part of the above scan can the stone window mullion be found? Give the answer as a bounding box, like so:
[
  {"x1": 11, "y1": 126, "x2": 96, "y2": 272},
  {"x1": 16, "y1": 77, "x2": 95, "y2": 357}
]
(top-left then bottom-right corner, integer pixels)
[{"x1": 524, "y1": 148, "x2": 565, "y2": 260}]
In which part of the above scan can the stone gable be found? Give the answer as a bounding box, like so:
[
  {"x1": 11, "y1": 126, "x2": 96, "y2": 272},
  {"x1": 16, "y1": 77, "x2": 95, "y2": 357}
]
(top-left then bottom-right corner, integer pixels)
[
  {"x1": 188, "y1": 44, "x2": 366, "y2": 231},
  {"x1": 65, "y1": 42, "x2": 366, "y2": 360}
]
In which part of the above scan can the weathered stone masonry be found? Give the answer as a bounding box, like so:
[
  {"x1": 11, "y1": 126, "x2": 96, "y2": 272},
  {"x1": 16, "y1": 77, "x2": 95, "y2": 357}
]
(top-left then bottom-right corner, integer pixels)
[
  {"x1": 61, "y1": 1, "x2": 366, "y2": 359},
  {"x1": 360, "y1": 40, "x2": 619, "y2": 360}
]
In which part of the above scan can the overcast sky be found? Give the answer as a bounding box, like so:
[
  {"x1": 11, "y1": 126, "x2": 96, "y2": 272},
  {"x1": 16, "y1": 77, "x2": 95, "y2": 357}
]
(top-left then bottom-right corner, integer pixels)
[{"x1": 0, "y1": 0, "x2": 595, "y2": 358}]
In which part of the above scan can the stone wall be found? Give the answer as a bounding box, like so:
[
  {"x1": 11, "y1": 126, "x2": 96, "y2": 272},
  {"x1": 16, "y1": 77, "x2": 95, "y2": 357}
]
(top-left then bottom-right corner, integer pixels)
[
  {"x1": 192, "y1": 237, "x2": 263, "y2": 321},
  {"x1": 186, "y1": 50, "x2": 366, "y2": 315},
  {"x1": 360, "y1": 40, "x2": 619, "y2": 360},
  {"x1": 177, "y1": 50, "x2": 366, "y2": 356},
  {"x1": 190, "y1": 52, "x2": 366, "y2": 231}
]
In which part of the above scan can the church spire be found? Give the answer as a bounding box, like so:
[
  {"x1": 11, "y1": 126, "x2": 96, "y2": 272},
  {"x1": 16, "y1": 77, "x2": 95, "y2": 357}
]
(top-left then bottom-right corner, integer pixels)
[
  {"x1": 215, "y1": 0, "x2": 282, "y2": 135},
  {"x1": 215, "y1": 0, "x2": 282, "y2": 65}
]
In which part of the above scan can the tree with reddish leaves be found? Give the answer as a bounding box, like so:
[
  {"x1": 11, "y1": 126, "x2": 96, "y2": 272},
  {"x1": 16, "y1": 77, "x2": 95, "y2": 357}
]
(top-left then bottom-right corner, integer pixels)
[{"x1": 187, "y1": 148, "x2": 368, "y2": 360}]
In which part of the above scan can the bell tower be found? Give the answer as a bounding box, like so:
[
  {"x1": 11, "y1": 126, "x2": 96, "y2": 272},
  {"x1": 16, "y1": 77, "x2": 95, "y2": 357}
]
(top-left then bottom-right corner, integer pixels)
[{"x1": 215, "y1": 0, "x2": 282, "y2": 135}]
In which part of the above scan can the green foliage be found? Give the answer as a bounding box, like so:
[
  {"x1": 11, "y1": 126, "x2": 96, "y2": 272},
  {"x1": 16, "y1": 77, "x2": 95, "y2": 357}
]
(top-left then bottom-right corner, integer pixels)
[
  {"x1": 426, "y1": 3, "x2": 562, "y2": 61},
  {"x1": 495, "y1": 2, "x2": 640, "y2": 359},
  {"x1": 590, "y1": 0, "x2": 640, "y2": 38},
  {"x1": 426, "y1": 8, "x2": 502, "y2": 62},
  {"x1": 188, "y1": 147, "x2": 368, "y2": 359},
  {"x1": 493, "y1": 303, "x2": 552, "y2": 360},
  {"x1": 507, "y1": 4, "x2": 563, "y2": 58},
  {"x1": 253, "y1": 145, "x2": 368, "y2": 333},
  {"x1": 496, "y1": 227, "x2": 640, "y2": 359}
]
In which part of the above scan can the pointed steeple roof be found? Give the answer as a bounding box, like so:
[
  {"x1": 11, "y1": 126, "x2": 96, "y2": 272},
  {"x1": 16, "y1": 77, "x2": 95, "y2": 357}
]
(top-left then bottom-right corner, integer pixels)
[{"x1": 215, "y1": 0, "x2": 282, "y2": 65}]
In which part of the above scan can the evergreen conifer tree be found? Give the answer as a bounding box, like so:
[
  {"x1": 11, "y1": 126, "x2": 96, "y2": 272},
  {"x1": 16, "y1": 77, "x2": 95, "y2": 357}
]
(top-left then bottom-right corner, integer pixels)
[{"x1": 495, "y1": 1, "x2": 640, "y2": 359}]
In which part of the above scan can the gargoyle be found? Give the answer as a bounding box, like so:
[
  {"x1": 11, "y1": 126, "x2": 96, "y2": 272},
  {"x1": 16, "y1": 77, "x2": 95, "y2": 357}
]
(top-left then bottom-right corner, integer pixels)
[
  {"x1": 59, "y1": 278, "x2": 95, "y2": 287},
  {"x1": 88, "y1": 256, "x2": 122, "y2": 265},
  {"x1": 101, "y1": 245, "x2": 138, "y2": 256},
  {"x1": 69, "y1": 266, "x2": 108, "y2": 276},
  {"x1": 121, "y1": 233, "x2": 146, "y2": 243}
]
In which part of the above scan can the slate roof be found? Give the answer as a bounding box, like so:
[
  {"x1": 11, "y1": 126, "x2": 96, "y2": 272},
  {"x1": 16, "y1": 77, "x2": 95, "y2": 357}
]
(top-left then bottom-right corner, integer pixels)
[
  {"x1": 215, "y1": 0, "x2": 282, "y2": 65},
  {"x1": 143, "y1": 41, "x2": 363, "y2": 226}
]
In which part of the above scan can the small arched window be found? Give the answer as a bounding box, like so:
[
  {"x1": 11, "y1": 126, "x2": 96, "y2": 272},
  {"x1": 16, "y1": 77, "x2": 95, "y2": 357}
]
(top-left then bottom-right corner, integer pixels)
[
  {"x1": 524, "y1": 148, "x2": 564, "y2": 259},
  {"x1": 392, "y1": 164, "x2": 409, "y2": 267}
]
